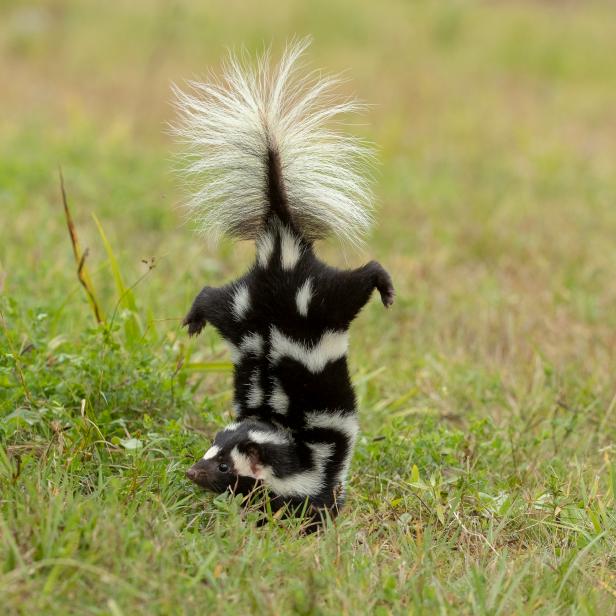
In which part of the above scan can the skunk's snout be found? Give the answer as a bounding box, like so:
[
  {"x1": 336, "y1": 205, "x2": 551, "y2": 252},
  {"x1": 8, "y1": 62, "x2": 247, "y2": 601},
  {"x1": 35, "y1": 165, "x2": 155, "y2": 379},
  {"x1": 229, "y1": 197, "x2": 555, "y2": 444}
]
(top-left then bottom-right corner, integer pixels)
[{"x1": 186, "y1": 460, "x2": 210, "y2": 487}]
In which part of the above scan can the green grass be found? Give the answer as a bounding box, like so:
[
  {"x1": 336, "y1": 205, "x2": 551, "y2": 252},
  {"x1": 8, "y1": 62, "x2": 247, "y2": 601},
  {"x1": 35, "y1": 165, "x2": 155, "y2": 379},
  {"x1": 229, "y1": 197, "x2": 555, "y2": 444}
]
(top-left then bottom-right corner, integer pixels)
[{"x1": 2, "y1": 0, "x2": 616, "y2": 613}]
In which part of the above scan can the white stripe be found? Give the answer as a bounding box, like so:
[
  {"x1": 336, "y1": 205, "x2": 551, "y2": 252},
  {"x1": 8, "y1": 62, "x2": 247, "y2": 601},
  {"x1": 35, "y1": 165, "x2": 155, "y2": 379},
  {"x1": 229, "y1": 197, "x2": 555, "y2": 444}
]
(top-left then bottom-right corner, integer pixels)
[
  {"x1": 224, "y1": 422, "x2": 241, "y2": 432},
  {"x1": 269, "y1": 379, "x2": 289, "y2": 415},
  {"x1": 260, "y1": 443, "x2": 333, "y2": 497},
  {"x1": 305, "y1": 412, "x2": 359, "y2": 489},
  {"x1": 231, "y1": 284, "x2": 251, "y2": 320},
  {"x1": 256, "y1": 230, "x2": 275, "y2": 267},
  {"x1": 230, "y1": 447, "x2": 256, "y2": 477},
  {"x1": 280, "y1": 227, "x2": 301, "y2": 270},
  {"x1": 246, "y1": 369, "x2": 263, "y2": 408},
  {"x1": 305, "y1": 411, "x2": 359, "y2": 440},
  {"x1": 295, "y1": 278, "x2": 313, "y2": 317},
  {"x1": 202, "y1": 445, "x2": 220, "y2": 460},
  {"x1": 269, "y1": 327, "x2": 349, "y2": 373},
  {"x1": 247, "y1": 430, "x2": 290, "y2": 446}
]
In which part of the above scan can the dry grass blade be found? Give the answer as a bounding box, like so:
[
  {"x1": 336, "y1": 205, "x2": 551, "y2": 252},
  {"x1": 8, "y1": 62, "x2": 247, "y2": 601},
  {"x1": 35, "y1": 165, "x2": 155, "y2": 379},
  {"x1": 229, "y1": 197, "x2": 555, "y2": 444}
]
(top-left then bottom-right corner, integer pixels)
[{"x1": 59, "y1": 169, "x2": 104, "y2": 324}]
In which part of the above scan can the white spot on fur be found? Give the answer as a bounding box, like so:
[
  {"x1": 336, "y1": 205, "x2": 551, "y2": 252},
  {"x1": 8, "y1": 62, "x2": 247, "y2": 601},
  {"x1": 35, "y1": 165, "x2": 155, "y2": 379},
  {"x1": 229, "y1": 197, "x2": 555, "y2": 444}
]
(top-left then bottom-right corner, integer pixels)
[
  {"x1": 256, "y1": 230, "x2": 275, "y2": 267},
  {"x1": 228, "y1": 333, "x2": 263, "y2": 365},
  {"x1": 248, "y1": 430, "x2": 290, "y2": 446},
  {"x1": 269, "y1": 327, "x2": 349, "y2": 373},
  {"x1": 280, "y1": 228, "x2": 302, "y2": 270},
  {"x1": 231, "y1": 284, "x2": 250, "y2": 320},
  {"x1": 202, "y1": 445, "x2": 220, "y2": 460},
  {"x1": 224, "y1": 422, "x2": 241, "y2": 432},
  {"x1": 246, "y1": 369, "x2": 263, "y2": 408},
  {"x1": 295, "y1": 278, "x2": 313, "y2": 317},
  {"x1": 230, "y1": 447, "x2": 256, "y2": 477},
  {"x1": 240, "y1": 332, "x2": 263, "y2": 356},
  {"x1": 269, "y1": 379, "x2": 289, "y2": 415},
  {"x1": 260, "y1": 442, "x2": 333, "y2": 497}
]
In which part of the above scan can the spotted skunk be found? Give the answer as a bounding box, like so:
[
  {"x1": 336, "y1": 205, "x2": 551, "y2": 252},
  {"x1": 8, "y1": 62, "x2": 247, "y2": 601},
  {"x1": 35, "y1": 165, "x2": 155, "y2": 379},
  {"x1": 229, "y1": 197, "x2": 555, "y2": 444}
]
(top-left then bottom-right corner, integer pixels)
[{"x1": 176, "y1": 40, "x2": 394, "y2": 522}]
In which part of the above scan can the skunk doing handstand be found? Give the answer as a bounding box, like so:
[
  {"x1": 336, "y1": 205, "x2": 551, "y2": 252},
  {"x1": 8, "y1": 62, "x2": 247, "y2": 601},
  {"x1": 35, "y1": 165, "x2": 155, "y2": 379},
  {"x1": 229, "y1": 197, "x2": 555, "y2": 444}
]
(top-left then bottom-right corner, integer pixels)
[{"x1": 176, "y1": 40, "x2": 394, "y2": 521}]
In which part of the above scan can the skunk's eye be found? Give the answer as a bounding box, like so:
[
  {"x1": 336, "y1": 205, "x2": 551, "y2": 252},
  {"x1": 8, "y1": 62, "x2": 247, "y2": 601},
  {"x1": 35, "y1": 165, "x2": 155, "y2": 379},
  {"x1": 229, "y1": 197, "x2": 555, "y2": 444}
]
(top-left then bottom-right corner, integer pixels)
[{"x1": 218, "y1": 463, "x2": 230, "y2": 473}]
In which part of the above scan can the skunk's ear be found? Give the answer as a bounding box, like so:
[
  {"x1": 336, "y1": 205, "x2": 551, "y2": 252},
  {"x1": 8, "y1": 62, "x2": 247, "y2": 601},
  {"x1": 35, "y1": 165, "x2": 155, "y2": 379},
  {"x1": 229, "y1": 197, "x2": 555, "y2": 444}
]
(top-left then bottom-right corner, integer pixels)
[{"x1": 243, "y1": 442, "x2": 263, "y2": 475}]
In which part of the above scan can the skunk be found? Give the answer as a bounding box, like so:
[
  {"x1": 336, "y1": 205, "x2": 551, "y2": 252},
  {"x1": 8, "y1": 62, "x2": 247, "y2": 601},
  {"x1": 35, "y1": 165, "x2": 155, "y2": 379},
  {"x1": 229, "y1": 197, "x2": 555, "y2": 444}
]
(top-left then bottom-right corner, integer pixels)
[{"x1": 175, "y1": 39, "x2": 394, "y2": 521}]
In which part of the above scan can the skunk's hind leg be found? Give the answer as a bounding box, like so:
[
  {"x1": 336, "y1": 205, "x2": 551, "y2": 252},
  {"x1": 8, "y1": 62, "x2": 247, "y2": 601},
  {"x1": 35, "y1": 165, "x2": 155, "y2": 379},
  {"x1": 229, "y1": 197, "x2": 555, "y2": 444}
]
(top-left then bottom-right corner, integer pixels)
[
  {"x1": 183, "y1": 286, "x2": 215, "y2": 336},
  {"x1": 323, "y1": 261, "x2": 394, "y2": 326},
  {"x1": 183, "y1": 284, "x2": 237, "y2": 338}
]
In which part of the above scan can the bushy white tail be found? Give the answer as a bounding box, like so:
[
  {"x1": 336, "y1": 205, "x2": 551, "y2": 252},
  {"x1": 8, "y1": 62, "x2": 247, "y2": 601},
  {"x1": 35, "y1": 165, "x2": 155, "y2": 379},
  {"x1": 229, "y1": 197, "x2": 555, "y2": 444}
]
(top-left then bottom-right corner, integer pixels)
[{"x1": 172, "y1": 39, "x2": 374, "y2": 246}]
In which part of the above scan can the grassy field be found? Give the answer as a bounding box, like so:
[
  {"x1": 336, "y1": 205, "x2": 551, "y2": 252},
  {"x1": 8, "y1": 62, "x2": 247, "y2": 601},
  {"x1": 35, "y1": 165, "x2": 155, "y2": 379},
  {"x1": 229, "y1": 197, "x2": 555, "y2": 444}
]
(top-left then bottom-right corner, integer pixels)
[{"x1": 2, "y1": 0, "x2": 616, "y2": 613}]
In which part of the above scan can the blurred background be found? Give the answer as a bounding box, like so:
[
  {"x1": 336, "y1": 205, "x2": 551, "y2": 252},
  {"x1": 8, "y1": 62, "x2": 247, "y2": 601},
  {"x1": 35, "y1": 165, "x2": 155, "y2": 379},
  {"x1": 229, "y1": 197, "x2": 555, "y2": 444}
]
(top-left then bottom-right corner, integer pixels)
[
  {"x1": 2, "y1": 3, "x2": 616, "y2": 611},
  {"x1": 1, "y1": 0, "x2": 616, "y2": 413}
]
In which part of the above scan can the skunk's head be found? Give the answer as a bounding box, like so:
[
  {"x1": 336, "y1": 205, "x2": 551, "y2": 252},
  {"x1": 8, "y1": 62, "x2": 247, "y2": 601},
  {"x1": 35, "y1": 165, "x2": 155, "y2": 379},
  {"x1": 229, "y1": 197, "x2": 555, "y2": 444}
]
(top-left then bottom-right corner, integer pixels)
[{"x1": 186, "y1": 419, "x2": 293, "y2": 495}]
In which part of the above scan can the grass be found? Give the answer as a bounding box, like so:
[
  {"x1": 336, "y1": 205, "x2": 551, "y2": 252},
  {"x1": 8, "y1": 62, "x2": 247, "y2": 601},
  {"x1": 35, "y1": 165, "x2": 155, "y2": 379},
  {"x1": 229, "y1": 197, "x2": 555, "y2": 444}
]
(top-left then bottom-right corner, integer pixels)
[{"x1": 2, "y1": 0, "x2": 616, "y2": 613}]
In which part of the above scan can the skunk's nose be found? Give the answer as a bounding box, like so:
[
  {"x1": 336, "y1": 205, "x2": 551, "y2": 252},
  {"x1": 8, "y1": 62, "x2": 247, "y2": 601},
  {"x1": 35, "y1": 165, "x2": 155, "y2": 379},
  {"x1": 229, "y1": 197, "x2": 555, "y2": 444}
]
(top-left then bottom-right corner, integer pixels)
[{"x1": 186, "y1": 467, "x2": 198, "y2": 482}]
